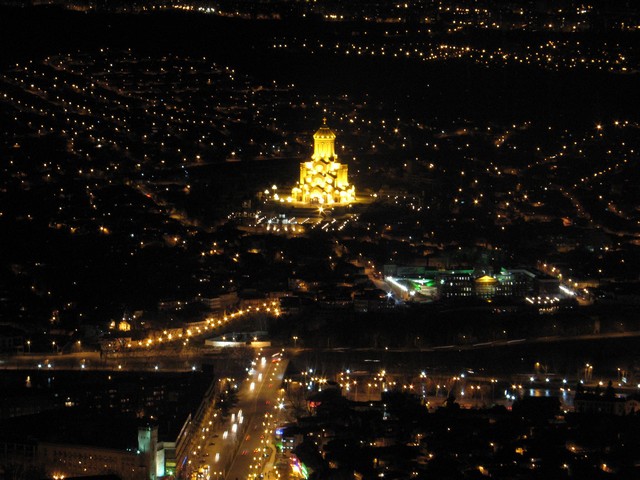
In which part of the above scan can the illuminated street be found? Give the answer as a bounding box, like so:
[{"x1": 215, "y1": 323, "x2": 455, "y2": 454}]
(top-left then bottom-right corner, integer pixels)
[{"x1": 190, "y1": 351, "x2": 288, "y2": 480}]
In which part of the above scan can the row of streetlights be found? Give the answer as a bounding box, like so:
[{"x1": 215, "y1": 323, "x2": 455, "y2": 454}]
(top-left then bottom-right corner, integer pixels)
[{"x1": 24, "y1": 339, "x2": 83, "y2": 353}]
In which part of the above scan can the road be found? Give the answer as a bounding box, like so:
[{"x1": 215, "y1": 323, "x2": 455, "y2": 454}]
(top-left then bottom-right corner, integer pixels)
[
  {"x1": 5, "y1": 329, "x2": 640, "y2": 371},
  {"x1": 195, "y1": 351, "x2": 288, "y2": 480},
  {"x1": 0, "y1": 350, "x2": 245, "y2": 372}
]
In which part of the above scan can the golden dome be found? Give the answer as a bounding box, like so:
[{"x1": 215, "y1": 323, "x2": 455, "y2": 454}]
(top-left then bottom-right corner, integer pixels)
[
  {"x1": 475, "y1": 275, "x2": 498, "y2": 284},
  {"x1": 313, "y1": 117, "x2": 336, "y2": 140}
]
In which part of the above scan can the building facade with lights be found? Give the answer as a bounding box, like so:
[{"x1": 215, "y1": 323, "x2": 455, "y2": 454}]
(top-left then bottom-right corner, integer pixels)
[
  {"x1": 0, "y1": 425, "x2": 161, "y2": 480},
  {"x1": 291, "y1": 120, "x2": 355, "y2": 205},
  {"x1": 383, "y1": 266, "x2": 561, "y2": 303}
]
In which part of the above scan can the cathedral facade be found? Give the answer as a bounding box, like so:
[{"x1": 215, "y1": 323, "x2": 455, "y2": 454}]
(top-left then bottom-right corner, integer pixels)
[{"x1": 291, "y1": 120, "x2": 356, "y2": 205}]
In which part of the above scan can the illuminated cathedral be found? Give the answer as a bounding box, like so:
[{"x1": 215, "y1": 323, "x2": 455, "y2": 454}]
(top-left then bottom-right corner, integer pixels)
[{"x1": 291, "y1": 119, "x2": 356, "y2": 205}]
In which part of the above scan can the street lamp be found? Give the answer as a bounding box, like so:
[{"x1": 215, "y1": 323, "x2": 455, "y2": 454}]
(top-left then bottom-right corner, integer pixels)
[
  {"x1": 292, "y1": 336, "x2": 298, "y2": 348},
  {"x1": 26, "y1": 340, "x2": 31, "y2": 353}
]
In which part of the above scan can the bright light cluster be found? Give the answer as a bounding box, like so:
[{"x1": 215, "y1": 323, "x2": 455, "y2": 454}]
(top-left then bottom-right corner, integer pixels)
[
  {"x1": 291, "y1": 119, "x2": 355, "y2": 205},
  {"x1": 126, "y1": 302, "x2": 280, "y2": 350}
]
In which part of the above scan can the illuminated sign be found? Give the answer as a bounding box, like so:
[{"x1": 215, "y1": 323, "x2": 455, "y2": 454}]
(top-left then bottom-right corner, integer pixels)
[{"x1": 291, "y1": 455, "x2": 309, "y2": 479}]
